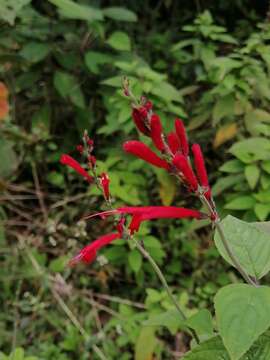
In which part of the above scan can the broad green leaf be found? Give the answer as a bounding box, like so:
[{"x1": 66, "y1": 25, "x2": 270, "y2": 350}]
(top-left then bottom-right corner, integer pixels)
[
  {"x1": 0, "y1": 0, "x2": 30, "y2": 25},
  {"x1": 185, "y1": 309, "x2": 214, "y2": 338},
  {"x1": 0, "y1": 138, "x2": 18, "y2": 178},
  {"x1": 254, "y1": 203, "x2": 270, "y2": 221},
  {"x1": 229, "y1": 138, "x2": 270, "y2": 163},
  {"x1": 213, "y1": 94, "x2": 235, "y2": 124},
  {"x1": 144, "y1": 309, "x2": 184, "y2": 333},
  {"x1": 48, "y1": 0, "x2": 103, "y2": 21},
  {"x1": 245, "y1": 164, "x2": 260, "y2": 189},
  {"x1": 212, "y1": 174, "x2": 244, "y2": 196},
  {"x1": 84, "y1": 51, "x2": 112, "y2": 74},
  {"x1": 219, "y1": 160, "x2": 244, "y2": 173},
  {"x1": 135, "y1": 327, "x2": 156, "y2": 360},
  {"x1": 103, "y1": 7, "x2": 137, "y2": 22},
  {"x1": 128, "y1": 250, "x2": 142, "y2": 273},
  {"x1": 224, "y1": 196, "x2": 255, "y2": 210},
  {"x1": 151, "y1": 82, "x2": 182, "y2": 102},
  {"x1": 215, "y1": 284, "x2": 270, "y2": 360},
  {"x1": 20, "y1": 42, "x2": 50, "y2": 63},
  {"x1": 214, "y1": 215, "x2": 270, "y2": 279},
  {"x1": 182, "y1": 336, "x2": 230, "y2": 360},
  {"x1": 106, "y1": 31, "x2": 131, "y2": 51}
]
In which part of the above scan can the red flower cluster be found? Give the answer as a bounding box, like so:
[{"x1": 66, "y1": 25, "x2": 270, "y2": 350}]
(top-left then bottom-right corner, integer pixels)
[
  {"x1": 124, "y1": 105, "x2": 211, "y2": 198},
  {"x1": 60, "y1": 99, "x2": 212, "y2": 266}
]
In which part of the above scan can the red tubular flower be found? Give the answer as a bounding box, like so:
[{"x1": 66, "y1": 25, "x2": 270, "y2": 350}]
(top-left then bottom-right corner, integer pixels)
[
  {"x1": 192, "y1": 144, "x2": 211, "y2": 198},
  {"x1": 167, "y1": 132, "x2": 181, "y2": 154},
  {"x1": 173, "y1": 154, "x2": 198, "y2": 191},
  {"x1": 60, "y1": 154, "x2": 94, "y2": 183},
  {"x1": 69, "y1": 233, "x2": 120, "y2": 266},
  {"x1": 132, "y1": 108, "x2": 150, "y2": 136},
  {"x1": 118, "y1": 206, "x2": 205, "y2": 233},
  {"x1": 150, "y1": 114, "x2": 165, "y2": 152},
  {"x1": 100, "y1": 172, "x2": 110, "y2": 200},
  {"x1": 123, "y1": 141, "x2": 170, "y2": 170},
  {"x1": 175, "y1": 119, "x2": 189, "y2": 156}
]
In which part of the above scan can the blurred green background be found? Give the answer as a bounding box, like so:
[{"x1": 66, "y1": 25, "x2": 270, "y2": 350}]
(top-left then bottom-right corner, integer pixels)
[{"x1": 1, "y1": 0, "x2": 270, "y2": 359}]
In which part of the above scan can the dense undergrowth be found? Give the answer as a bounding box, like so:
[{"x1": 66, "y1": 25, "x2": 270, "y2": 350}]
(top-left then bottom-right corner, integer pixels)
[{"x1": 1, "y1": 1, "x2": 270, "y2": 359}]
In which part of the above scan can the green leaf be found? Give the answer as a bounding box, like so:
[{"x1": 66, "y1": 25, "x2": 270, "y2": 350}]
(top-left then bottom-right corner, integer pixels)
[
  {"x1": 103, "y1": 7, "x2": 137, "y2": 22},
  {"x1": 49, "y1": 255, "x2": 69, "y2": 272},
  {"x1": 225, "y1": 196, "x2": 255, "y2": 210},
  {"x1": 229, "y1": 138, "x2": 270, "y2": 163},
  {"x1": 219, "y1": 160, "x2": 244, "y2": 173},
  {"x1": 48, "y1": 0, "x2": 103, "y2": 22},
  {"x1": 106, "y1": 31, "x2": 131, "y2": 51},
  {"x1": 128, "y1": 250, "x2": 142, "y2": 273},
  {"x1": 214, "y1": 215, "x2": 270, "y2": 279},
  {"x1": 135, "y1": 327, "x2": 156, "y2": 360},
  {"x1": 84, "y1": 51, "x2": 112, "y2": 74},
  {"x1": 182, "y1": 336, "x2": 230, "y2": 359},
  {"x1": 254, "y1": 203, "x2": 270, "y2": 221},
  {"x1": 20, "y1": 42, "x2": 50, "y2": 63},
  {"x1": 215, "y1": 284, "x2": 270, "y2": 360},
  {"x1": 53, "y1": 71, "x2": 85, "y2": 108},
  {"x1": 0, "y1": 0, "x2": 31, "y2": 25},
  {"x1": 144, "y1": 309, "x2": 184, "y2": 333},
  {"x1": 212, "y1": 174, "x2": 244, "y2": 196},
  {"x1": 245, "y1": 164, "x2": 260, "y2": 189},
  {"x1": 185, "y1": 309, "x2": 214, "y2": 338},
  {"x1": 213, "y1": 94, "x2": 235, "y2": 124}
]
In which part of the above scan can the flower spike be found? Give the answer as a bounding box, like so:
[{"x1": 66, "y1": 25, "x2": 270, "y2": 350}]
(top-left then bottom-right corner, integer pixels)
[
  {"x1": 123, "y1": 141, "x2": 170, "y2": 170},
  {"x1": 69, "y1": 232, "x2": 120, "y2": 266},
  {"x1": 175, "y1": 119, "x2": 189, "y2": 156},
  {"x1": 60, "y1": 154, "x2": 94, "y2": 183},
  {"x1": 150, "y1": 114, "x2": 165, "y2": 152},
  {"x1": 173, "y1": 154, "x2": 198, "y2": 192}
]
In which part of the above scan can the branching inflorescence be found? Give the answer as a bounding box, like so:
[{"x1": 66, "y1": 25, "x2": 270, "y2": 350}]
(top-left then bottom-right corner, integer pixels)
[{"x1": 60, "y1": 83, "x2": 257, "y2": 290}]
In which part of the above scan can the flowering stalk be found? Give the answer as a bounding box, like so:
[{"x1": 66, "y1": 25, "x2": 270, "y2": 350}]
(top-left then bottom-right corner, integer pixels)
[{"x1": 60, "y1": 154, "x2": 94, "y2": 183}]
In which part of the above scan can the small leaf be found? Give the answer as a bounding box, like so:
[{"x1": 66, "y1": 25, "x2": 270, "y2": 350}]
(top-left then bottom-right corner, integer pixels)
[
  {"x1": 212, "y1": 94, "x2": 235, "y2": 125},
  {"x1": 106, "y1": 31, "x2": 131, "y2": 51},
  {"x1": 48, "y1": 0, "x2": 103, "y2": 21},
  {"x1": 225, "y1": 196, "x2": 255, "y2": 210},
  {"x1": 254, "y1": 203, "x2": 270, "y2": 221},
  {"x1": 182, "y1": 336, "x2": 230, "y2": 360},
  {"x1": 0, "y1": 138, "x2": 18, "y2": 178},
  {"x1": 128, "y1": 250, "x2": 142, "y2": 273},
  {"x1": 215, "y1": 284, "x2": 270, "y2": 360},
  {"x1": 214, "y1": 215, "x2": 270, "y2": 279},
  {"x1": 245, "y1": 164, "x2": 260, "y2": 189},
  {"x1": 213, "y1": 123, "x2": 237, "y2": 148},
  {"x1": 219, "y1": 159, "x2": 244, "y2": 173},
  {"x1": 185, "y1": 309, "x2": 214, "y2": 338},
  {"x1": 103, "y1": 7, "x2": 137, "y2": 22},
  {"x1": 20, "y1": 42, "x2": 50, "y2": 63},
  {"x1": 144, "y1": 309, "x2": 184, "y2": 333},
  {"x1": 135, "y1": 327, "x2": 156, "y2": 360}
]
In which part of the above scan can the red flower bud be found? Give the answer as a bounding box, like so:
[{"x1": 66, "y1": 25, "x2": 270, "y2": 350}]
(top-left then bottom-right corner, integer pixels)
[
  {"x1": 173, "y1": 154, "x2": 198, "y2": 191},
  {"x1": 145, "y1": 101, "x2": 153, "y2": 111},
  {"x1": 175, "y1": 119, "x2": 189, "y2": 156},
  {"x1": 60, "y1": 154, "x2": 94, "y2": 183},
  {"x1": 88, "y1": 155, "x2": 96, "y2": 167},
  {"x1": 100, "y1": 172, "x2": 110, "y2": 200},
  {"x1": 150, "y1": 114, "x2": 165, "y2": 152},
  {"x1": 132, "y1": 108, "x2": 150, "y2": 136},
  {"x1": 76, "y1": 145, "x2": 84, "y2": 154},
  {"x1": 123, "y1": 141, "x2": 170, "y2": 170},
  {"x1": 69, "y1": 232, "x2": 120, "y2": 266},
  {"x1": 192, "y1": 144, "x2": 211, "y2": 198},
  {"x1": 167, "y1": 132, "x2": 181, "y2": 154}
]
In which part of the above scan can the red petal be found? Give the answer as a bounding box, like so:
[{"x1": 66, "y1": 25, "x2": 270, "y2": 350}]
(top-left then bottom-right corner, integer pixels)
[
  {"x1": 167, "y1": 132, "x2": 181, "y2": 154},
  {"x1": 150, "y1": 114, "x2": 165, "y2": 152},
  {"x1": 173, "y1": 154, "x2": 198, "y2": 191},
  {"x1": 123, "y1": 141, "x2": 170, "y2": 170},
  {"x1": 192, "y1": 144, "x2": 211, "y2": 198},
  {"x1": 175, "y1": 119, "x2": 189, "y2": 156},
  {"x1": 60, "y1": 154, "x2": 94, "y2": 183},
  {"x1": 132, "y1": 108, "x2": 150, "y2": 136}
]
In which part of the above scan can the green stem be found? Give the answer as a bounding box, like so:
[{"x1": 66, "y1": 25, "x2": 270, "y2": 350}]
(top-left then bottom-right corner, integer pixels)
[{"x1": 133, "y1": 239, "x2": 200, "y2": 344}]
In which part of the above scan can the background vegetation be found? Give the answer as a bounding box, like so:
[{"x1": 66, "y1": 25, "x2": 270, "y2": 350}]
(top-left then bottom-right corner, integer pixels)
[{"x1": 1, "y1": 0, "x2": 270, "y2": 358}]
